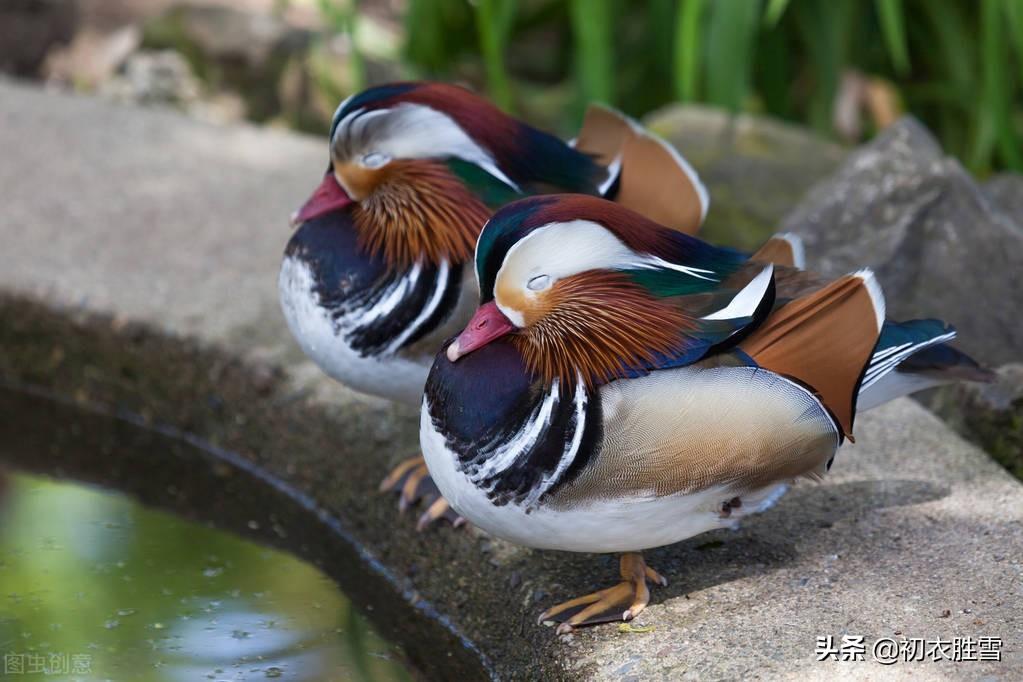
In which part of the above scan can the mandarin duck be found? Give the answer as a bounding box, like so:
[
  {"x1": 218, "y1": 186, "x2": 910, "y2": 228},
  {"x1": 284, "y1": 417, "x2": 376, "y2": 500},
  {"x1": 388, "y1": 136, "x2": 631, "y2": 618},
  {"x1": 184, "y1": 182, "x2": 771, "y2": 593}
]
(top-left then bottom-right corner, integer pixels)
[
  {"x1": 420, "y1": 194, "x2": 991, "y2": 633},
  {"x1": 278, "y1": 81, "x2": 709, "y2": 528}
]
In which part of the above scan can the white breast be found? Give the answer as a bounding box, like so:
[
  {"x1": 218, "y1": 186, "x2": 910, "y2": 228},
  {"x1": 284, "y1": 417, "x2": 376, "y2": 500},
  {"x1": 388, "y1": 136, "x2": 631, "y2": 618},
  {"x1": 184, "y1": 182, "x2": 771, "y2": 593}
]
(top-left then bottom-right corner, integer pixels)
[{"x1": 278, "y1": 255, "x2": 429, "y2": 405}]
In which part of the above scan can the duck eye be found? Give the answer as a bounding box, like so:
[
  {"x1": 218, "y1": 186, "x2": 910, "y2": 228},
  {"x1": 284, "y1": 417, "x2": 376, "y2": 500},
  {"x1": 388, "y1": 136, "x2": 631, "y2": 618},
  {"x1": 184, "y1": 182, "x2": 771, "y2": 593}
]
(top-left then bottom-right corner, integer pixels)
[
  {"x1": 361, "y1": 152, "x2": 390, "y2": 169},
  {"x1": 527, "y1": 274, "x2": 551, "y2": 291}
]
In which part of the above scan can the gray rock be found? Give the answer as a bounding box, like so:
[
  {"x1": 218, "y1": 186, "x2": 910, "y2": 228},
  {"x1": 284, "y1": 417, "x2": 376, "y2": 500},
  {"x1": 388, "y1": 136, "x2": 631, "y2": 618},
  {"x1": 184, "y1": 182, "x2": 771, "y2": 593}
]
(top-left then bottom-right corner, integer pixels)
[
  {"x1": 171, "y1": 4, "x2": 307, "y2": 69},
  {"x1": 783, "y1": 117, "x2": 1023, "y2": 366},
  {"x1": 983, "y1": 173, "x2": 1023, "y2": 224}
]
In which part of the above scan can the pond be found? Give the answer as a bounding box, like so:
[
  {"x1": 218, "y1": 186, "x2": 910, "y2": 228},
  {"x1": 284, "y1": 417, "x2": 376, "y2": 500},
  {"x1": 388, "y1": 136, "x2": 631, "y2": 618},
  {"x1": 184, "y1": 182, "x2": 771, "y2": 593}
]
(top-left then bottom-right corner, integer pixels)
[{"x1": 0, "y1": 469, "x2": 411, "y2": 681}]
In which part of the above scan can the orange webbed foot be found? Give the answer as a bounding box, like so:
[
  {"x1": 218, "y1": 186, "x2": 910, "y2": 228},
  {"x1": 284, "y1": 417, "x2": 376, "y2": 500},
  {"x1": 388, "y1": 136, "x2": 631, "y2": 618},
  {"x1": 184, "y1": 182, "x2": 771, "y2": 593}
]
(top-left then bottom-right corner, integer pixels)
[{"x1": 538, "y1": 553, "x2": 667, "y2": 634}]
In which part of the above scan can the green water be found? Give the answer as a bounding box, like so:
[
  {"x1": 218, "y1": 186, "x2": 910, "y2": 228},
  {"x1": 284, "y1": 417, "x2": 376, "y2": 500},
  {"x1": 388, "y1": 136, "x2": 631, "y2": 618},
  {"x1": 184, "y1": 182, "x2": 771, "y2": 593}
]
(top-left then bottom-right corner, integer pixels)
[{"x1": 0, "y1": 470, "x2": 411, "y2": 681}]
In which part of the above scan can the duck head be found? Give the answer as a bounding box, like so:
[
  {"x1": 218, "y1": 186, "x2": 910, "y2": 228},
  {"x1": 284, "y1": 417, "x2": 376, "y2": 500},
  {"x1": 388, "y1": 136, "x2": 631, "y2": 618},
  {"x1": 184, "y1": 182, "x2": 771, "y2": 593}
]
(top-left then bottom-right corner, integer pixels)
[
  {"x1": 291, "y1": 82, "x2": 515, "y2": 270},
  {"x1": 447, "y1": 195, "x2": 769, "y2": 388},
  {"x1": 292, "y1": 82, "x2": 606, "y2": 270}
]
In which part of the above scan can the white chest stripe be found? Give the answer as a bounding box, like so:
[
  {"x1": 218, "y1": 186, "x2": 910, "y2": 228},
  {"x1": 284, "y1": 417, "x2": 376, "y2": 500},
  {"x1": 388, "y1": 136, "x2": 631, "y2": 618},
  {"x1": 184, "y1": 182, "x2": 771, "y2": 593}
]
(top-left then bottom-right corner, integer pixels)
[
  {"x1": 473, "y1": 380, "x2": 560, "y2": 486},
  {"x1": 345, "y1": 262, "x2": 422, "y2": 329},
  {"x1": 466, "y1": 374, "x2": 589, "y2": 509},
  {"x1": 381, "y1": 259, "x2": 450, "y2": 355},
  {"x1": 522, "y1": 374, "x2": 588, "y2": 508}
]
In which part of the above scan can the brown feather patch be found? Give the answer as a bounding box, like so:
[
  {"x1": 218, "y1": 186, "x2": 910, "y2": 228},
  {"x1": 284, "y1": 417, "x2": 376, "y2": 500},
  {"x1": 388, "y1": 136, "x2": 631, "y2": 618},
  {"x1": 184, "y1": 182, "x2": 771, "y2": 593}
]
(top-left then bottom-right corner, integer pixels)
[
  {"x1": 512, "y1": 271, "x2": 694, "y2": 388},
  {"x1": 353, "y1": 159, "x2": 490, "y2": 269},
  {"x1": 574, "y1": 106, "x2": 704, "y2": 235},
  {"x1": 740, "y1": 274, "x2": 881, "y2": 436},
  {"x1": 752, "y1": 237, "x2": 796, "y2": 268}
]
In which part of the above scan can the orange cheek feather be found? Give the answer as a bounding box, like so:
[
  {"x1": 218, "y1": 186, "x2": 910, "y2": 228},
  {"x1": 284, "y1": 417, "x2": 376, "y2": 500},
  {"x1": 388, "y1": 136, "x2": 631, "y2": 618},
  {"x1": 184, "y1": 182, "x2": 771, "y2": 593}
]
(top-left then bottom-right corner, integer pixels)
[
  {"x1": 334, "y1": 162, "x2": 381, "y2": 201},
  {"x1": 350, "y1": 159, "x2": 490, "y2": 269},
  {"x1": 512, "y1": 272, "x2": 693, "y2": 388}
]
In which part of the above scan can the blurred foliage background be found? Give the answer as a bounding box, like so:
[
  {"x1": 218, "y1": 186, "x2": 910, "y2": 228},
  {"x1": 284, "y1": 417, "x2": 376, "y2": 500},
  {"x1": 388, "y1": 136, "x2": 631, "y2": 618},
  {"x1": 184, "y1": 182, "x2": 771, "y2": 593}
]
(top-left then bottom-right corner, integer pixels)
[
  {"x1": 321, "y1": 0, "x2": 1023, "y2": 175},
  {"x1": 4, "y1": 0, "x2": 1020, "y2": 174}
]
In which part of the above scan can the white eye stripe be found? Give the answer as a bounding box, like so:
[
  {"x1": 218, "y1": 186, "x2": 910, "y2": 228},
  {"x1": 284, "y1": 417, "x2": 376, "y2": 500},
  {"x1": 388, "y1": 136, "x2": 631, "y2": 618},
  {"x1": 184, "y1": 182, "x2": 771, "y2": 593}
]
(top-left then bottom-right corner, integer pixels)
[
  {"x1": 527, "y1": 274, "x2": 551, "y2": 291},
  {"x1": 334, "y1": 103, "x2": 521, "y2": 192}
]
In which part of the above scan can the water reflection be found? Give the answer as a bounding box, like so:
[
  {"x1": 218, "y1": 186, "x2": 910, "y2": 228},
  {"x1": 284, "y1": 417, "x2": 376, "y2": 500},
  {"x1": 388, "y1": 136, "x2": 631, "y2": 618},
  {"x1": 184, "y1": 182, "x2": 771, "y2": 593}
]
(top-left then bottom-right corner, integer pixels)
[{"x1": 0, "y1": 470, "x2": 410, "y2": 681}]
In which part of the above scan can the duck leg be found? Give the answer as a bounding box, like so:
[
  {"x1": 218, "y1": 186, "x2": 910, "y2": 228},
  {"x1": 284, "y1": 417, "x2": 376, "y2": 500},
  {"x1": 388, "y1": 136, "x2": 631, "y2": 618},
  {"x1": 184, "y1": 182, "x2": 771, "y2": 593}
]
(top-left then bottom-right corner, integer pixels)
[
  {"x1": 378, "y1": 455, "x2": 466, "y2": 530},
  {"x1": 538, "y1": 553, "x2": 667, "y2": 634}
]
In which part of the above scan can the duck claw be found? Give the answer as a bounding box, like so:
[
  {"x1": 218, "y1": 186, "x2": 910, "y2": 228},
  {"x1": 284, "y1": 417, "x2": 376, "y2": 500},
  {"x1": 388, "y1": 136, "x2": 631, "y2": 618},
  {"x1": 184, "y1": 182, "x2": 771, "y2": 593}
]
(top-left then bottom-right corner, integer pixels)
[
  {"x1": 538, "y1": 553, "x2": 664, "y2": 632},
  {"x1": 380, "y1": 455, "x2": 467, "y2": 531}
]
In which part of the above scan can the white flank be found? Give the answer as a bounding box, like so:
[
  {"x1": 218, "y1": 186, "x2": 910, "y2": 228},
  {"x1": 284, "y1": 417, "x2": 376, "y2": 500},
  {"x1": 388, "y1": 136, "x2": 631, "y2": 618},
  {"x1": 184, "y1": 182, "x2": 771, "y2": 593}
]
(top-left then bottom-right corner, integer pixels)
[{"x1": 420, "y1": 364, "x2": 839, "y2": 554}]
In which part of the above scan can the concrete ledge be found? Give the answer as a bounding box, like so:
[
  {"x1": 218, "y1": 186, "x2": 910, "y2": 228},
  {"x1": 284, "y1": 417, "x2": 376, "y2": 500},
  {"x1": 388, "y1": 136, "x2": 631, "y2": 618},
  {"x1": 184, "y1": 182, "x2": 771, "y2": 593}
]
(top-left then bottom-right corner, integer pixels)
[{"x1": 2, "y1": 80, "x2": 1021, "y2": 679}]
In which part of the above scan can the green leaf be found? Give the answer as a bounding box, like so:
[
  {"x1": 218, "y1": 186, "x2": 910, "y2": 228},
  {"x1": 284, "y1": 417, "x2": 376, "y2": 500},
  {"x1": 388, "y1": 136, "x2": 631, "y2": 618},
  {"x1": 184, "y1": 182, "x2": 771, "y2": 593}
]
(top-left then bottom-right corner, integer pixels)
[
  {"x1": 705, "y1": 0, "x2": 761, "y2": 111},
  {"x1": 794, "y1": 0, "x2": 853, "y2": 134},
  {"x1": 673, "y1": 0, "x2": 704, "y2": 101},
  {"x1": 570, "y1": 0, "x2": 615, "y2": 108},
  {"x1": 1004, "y1": 0, "x2": 1023, "y2": 78},
  {"x1": 973, "y1": 0, "x2": 1022, "y2": 171},
  {"x1": 875, "y1": 0, "x2": 910, "y2": 75},
  {"x1": 918, "y1": 2, "x2": 973, "y2": 87},
  {"x1": 763, "y1": 0, "x2": 790, "y2": 27},
  {"x1": 474, "y1": 0, "x2": 516, "y2": 111}
]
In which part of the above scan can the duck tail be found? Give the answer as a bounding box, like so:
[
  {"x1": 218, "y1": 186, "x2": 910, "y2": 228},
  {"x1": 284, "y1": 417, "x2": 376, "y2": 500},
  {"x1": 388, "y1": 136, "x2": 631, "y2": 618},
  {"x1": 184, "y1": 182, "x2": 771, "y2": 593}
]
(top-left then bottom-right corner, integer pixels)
[
  {"x1": 572, "y1": 104, "x2": 708, "y2": 235},
  {"x1": 857, "y1": 320, "x2": 994, "y2": 411}
]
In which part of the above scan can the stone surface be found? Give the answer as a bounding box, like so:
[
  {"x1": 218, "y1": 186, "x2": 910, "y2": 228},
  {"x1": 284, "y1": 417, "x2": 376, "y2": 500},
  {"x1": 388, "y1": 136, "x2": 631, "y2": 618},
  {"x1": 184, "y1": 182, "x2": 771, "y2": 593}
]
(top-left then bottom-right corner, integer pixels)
[
  {"x1": 1, "y1": 81, "x2": 1022, "y2": 680},
  {"x1": 926, "y1": 364, "x2": 1023, "y2": 481},
  {"x1": 984, "y1": 173, "x2": 1023, "y2": 224},
  {"x1": 782, "y1": 117, "x2": 1023, "y2": 367},
  {"x1": 645, "y1": 105, "x2": 846, "y2": 251}
]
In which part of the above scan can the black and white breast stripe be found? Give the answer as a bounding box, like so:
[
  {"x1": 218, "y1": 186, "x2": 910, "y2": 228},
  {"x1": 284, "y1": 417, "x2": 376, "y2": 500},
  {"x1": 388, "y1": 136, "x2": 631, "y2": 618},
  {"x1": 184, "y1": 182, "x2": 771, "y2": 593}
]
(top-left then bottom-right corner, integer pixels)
[
  {"x1": 325, "y1": 259, "x2": 463, "y2": 358},
  {"x1": 463, "y1": 376, "x2": 596, "y2": 509},
  {"x1": 285, "y1": 211, "x2": 465, "y2": 359},
  {"x1": 426, "y1": 344, "x2": 604, "y2": 510}
]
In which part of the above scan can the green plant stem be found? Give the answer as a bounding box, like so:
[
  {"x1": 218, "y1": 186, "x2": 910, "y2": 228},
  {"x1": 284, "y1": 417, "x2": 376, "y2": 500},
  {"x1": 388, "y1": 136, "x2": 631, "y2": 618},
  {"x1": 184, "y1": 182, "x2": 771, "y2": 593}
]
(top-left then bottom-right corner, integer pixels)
[
  {"x1": 570, "y1": 0, "x2": 614, "y2": 108},
  {"x1": 475, "y1": 0, "x2": 514, "y2": 111},
  {"x1": 674, "y1": 0, "x2": 704, "y2": 101},
  {"x1": 875, "y1": 0, "x2": 910, "y2": 75}
]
